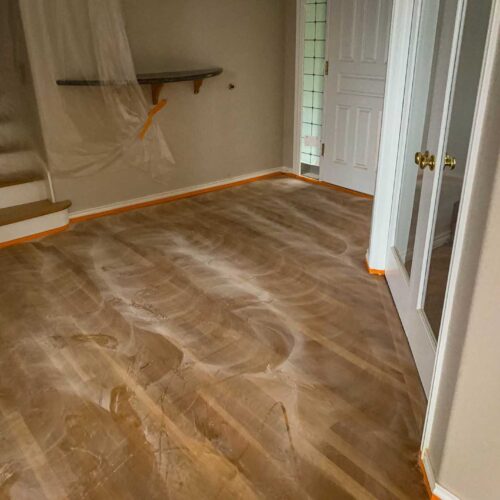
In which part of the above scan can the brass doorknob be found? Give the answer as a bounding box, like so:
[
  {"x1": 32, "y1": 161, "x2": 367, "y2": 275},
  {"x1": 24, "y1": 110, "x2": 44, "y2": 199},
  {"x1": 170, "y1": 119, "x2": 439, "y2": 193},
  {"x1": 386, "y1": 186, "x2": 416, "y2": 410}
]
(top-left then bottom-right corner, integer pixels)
[
  {"x1": 414, "y1": 151, "x2": 435, "y2": 171},
  {"x1": 444, "y1": 154, "x2": 457, "y2": 170}
]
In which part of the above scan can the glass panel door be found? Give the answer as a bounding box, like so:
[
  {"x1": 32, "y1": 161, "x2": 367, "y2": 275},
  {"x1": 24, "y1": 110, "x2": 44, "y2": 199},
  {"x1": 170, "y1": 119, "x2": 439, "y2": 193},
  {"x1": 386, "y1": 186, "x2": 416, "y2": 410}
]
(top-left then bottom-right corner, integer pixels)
[
  {"x1": 385, "y1": 0, "x2": 465, "y2": 395},
  {"x1": 386, "y1": 0, "x2": 493, "y2": 395},
  {"x1": 393, "y1": 0, "x2": 460, "y2": 282},
  {"x1": 424, "y1": 0, "x2": 493, "y2": 337}
]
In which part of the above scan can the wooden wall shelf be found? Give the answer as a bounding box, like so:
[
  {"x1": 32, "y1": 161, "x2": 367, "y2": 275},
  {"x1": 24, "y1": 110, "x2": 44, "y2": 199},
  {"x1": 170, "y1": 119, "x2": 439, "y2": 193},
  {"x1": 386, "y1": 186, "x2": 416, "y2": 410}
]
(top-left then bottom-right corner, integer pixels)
[{"x1": 57, "y1": 67, "x2": 223, "y2": 104}]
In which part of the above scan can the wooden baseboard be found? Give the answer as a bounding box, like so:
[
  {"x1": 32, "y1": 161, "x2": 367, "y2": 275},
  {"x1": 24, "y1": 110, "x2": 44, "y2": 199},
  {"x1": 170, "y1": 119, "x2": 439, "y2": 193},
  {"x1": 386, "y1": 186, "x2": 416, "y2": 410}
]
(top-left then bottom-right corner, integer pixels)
[
  {"x1": 282, "y1": 172, "x2": 374, "y2": 199},
  {"x1": 70, "y1": 169, "x2": 375, "y2": 224},
  {"x1": 2, "y1": 168, "x2": 375, "y2": 247},
  {"x1": 70, "y1": 171, "x2": 284, "y2": 224}
]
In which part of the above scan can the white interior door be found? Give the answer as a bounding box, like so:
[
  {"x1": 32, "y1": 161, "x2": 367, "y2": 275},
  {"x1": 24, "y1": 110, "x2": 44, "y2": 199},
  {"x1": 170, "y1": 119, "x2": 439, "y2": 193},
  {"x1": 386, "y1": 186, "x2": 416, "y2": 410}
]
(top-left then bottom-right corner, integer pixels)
[
  {"x1": 321, "y1": 0, "x2": 392, "y2": 195},
  {"x1": 385, "y1": 0, "x2": 492, "y2": 395}
]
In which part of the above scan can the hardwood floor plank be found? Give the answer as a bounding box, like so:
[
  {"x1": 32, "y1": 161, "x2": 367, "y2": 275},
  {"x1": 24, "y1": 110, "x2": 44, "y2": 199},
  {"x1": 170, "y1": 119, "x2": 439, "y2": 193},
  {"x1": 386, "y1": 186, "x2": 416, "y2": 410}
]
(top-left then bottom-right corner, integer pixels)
[{"x1": 0, "y1": 178, "x2": 427, "y2": 498}]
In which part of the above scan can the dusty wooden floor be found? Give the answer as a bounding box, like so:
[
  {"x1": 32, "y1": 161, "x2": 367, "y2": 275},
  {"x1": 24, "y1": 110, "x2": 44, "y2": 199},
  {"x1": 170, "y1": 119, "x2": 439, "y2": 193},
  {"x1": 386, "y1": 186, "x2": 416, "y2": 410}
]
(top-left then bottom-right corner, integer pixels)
[{"x1": 0, "y1": 178, "x2": 428, "y2": 499}]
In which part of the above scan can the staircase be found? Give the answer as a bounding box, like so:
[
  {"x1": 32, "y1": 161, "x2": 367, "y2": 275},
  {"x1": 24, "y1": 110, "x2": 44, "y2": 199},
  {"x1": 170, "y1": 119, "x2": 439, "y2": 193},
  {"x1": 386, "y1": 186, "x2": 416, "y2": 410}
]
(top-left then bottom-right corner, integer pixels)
[
  {"x1": 0, "y1": 111, "x2": 71, "y2": 249},
  {"x1": 0, "y1": 0, "x2": 71, "y2": 248},
  {"x1": 0, "y1": 176, "x2": 71, "y2": 248},
  {"x1": 0, "y1": 107, "x2": 71, "y2": 249}
]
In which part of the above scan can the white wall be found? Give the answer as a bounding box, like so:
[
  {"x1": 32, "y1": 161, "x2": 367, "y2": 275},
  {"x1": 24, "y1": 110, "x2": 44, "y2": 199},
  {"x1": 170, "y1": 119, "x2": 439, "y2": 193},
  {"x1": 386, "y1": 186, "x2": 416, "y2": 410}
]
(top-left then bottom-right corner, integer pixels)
[
  {"x1": 23, "y1": 0, "x2": 289, "y2": 212},
  {"x1": 426, "y1": 14, "x2": 500, "y2": 499}
]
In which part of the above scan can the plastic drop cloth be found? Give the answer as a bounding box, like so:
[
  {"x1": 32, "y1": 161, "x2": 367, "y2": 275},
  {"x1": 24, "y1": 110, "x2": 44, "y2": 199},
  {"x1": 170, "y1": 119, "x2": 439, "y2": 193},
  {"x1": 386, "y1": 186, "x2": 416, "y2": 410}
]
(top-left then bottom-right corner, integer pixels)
[{"x1": 19, "y1": 0, "x2": 174, "y2": 177}]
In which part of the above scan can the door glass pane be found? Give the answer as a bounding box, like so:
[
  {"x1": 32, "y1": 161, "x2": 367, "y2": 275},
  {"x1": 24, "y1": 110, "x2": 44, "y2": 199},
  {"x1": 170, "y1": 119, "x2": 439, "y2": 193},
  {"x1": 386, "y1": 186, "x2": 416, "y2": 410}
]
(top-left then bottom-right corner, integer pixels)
[
  {"x1": 393, "y1": 0, "x2": 458, "y2": 278},
  {"x1": 424, "y1": 0, "x2": 492, "y2": 337}
]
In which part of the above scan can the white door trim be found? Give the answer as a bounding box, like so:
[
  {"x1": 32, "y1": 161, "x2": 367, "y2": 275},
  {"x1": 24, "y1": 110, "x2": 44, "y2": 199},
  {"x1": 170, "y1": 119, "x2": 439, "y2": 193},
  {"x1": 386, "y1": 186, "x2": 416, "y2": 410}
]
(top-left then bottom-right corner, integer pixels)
[
  {"x1": 421, "y1": 0, "x2": 500, "y2": 451},
  {"x1": 292, "y1": 0, "x2": 307, "y2": 174},
  {"x1": 320, "y1": 0, "x2": 392, "y2": 195},
  {"x1": 386, "y1": 0, "x2": 469, "y2": 397},
  {"x1": 366, "y1": 0, "x2": 414, "y2": 269},
  {"x1": 291, "y1": 0, "x2": 500, "y2": 487}
]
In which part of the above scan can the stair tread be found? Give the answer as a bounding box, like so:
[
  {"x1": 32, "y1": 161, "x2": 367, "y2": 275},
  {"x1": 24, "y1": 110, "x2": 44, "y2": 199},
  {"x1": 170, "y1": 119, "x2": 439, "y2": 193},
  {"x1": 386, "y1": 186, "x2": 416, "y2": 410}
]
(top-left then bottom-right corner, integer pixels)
[
  {"x1": 0, "y1": 176, "x2": 44, "y2": 188},
  {"x1": 0, "y1": 143, "x2": 29, "y2": 154},
  {"x1": 0, "y1": 200, "x2": 71, "y2": 227}
]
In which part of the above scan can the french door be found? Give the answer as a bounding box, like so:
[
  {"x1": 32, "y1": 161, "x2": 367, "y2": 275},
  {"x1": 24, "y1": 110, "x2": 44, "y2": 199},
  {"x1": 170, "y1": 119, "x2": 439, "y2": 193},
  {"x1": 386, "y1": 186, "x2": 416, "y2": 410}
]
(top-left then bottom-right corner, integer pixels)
[{"x1": 386, "y1": 0, "x2": 493, "y2": 395}]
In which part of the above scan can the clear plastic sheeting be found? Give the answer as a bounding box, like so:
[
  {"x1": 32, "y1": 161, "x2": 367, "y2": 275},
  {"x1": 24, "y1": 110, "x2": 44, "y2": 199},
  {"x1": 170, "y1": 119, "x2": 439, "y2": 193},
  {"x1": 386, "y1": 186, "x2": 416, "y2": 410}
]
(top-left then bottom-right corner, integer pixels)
[
  {"x1": 0, "y1": 0, "x2": 48, "y2": 181},
  {"x1": 19, "y1": 0, "x2": 174, "y2": 178}
]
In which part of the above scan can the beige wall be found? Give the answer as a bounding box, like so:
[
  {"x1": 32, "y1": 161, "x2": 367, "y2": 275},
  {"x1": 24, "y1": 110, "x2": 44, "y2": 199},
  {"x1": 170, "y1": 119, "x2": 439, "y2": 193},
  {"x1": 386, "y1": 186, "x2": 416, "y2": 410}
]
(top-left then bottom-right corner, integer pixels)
[
  {"x1": 427, "y1": 26, "x2": 500, "y2": 500},
  {"x1": 24, "y1": 0, "x2": 290, "y2": 212}
]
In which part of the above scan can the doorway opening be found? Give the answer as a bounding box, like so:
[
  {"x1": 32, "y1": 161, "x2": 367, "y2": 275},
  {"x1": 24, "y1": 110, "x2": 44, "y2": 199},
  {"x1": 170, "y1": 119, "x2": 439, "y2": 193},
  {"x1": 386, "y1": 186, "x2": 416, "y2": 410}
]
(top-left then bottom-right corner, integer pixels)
[
  {"x1": 297, "y1": 0, "x2": 393, "y2": 195},
  {"x1": 385, "y1": 0, "x2": 494, "y2": 395},
  {"x1": 295, "y1": 0, "x2": 497, "y2": 399},
  {"x1": 299, "y1": 0, "x2": 327, "y2": 180}
]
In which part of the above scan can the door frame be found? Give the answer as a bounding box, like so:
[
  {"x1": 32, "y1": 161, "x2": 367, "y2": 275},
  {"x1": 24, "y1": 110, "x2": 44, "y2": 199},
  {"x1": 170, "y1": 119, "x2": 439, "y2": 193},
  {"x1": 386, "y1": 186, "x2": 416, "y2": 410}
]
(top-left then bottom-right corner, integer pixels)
[
  {"x1": 386, "y1": 0, "x2": 468, "y2": 397},
  {"x1": 293, "y1": 0, "x2": 500, "y2": 485},
  {"x1": 420, "y1": 0, "x2": 500, "y2": 482},
  {"x1": 292, "y1": 0, "x2": 332, "y2": 176},
  {"x1": 319, "y1": 0, "x2": 392, "y2": 196},
  {"x1": 292, "y1": 0, "x2": 306, "y2": 175}
]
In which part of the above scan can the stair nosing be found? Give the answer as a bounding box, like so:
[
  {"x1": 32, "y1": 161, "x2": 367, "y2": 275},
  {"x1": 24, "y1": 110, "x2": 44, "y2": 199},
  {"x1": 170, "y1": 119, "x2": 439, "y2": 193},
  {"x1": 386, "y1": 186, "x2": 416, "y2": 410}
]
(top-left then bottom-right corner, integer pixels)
[
  {"x1": 0, "y1": 177, "x2": 45, "y2": 188},
  {"x1": 0, "y1": 200, "x2": 72, "y2": 227}
]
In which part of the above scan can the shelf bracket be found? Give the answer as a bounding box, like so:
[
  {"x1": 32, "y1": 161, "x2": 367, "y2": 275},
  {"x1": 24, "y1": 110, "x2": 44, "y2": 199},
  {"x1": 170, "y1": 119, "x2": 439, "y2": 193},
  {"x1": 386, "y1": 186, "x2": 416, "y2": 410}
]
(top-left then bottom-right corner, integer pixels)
[
  {"x1": 151, "y1": 83, "x2": 164, "y2": 105},
  {"x1": 151, "y1": 78, "x2": 206, "y2": 102},
  {"x1": 193, "y1": 79, "x2": 203, "y2": 94}
]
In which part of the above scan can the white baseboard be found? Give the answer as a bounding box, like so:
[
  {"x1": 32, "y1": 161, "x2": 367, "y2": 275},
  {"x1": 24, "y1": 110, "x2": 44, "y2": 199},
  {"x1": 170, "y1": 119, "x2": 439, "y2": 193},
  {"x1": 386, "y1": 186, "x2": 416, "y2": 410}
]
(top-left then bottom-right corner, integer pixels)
[
  {"x1": 70, "y1": 167, "x2": 289, "y2": 221},
  {"x1": 0, "y1": 180, "x2": 49, "y2": 209},
  {"x1": 422, "y1": 450, "x2": 461, "y2": 500},
  {"x1": 433, "y1": 230, "x2": 452, "y2": 249},
  {"x1": 0, "y1": 210, "x2": 69, "y2": 244},
  {"x1": 422, "y1": 450, "x2": 437, "y2": 490},
  {"x1": 434, "y1": 484, "x2": 461, "y2": 500},
  {"x1": 398, "y1": 229, "x2": 452, "y2": 265}
]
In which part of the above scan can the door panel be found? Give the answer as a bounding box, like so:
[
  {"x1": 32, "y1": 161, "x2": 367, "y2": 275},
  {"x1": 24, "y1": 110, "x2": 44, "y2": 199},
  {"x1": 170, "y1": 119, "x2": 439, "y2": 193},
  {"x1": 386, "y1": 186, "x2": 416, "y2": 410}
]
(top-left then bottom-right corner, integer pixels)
[
  {"x1": 393, "y1": 0, "x2": 441, "y2": 276},
  {"x1": 385, "y1": 0, "x2": 493, "y2": 394},
  {"x1": 385, "y1": 0, "x2": 464, "y2": 395},
  {"x1": 322, "y1": 0, "x2": 392, "y2": 195},
  {"x1": 424, "y1": 0, "x2": 493, "y2": 337}
]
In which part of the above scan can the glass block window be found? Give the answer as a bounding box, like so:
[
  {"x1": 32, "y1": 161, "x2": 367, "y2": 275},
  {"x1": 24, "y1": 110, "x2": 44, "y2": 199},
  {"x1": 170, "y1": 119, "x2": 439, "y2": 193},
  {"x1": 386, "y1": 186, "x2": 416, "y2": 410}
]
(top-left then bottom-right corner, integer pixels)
[{"x1": 301, "y1": 0, "x2": 327, "y2": 167}]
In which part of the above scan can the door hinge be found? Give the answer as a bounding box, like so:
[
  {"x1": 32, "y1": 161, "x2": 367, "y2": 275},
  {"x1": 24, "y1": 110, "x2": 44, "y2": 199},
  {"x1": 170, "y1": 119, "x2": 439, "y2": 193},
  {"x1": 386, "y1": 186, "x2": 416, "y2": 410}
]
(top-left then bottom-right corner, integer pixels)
[
  {"x1": 321, "y1": 143, "x2": 325, "y2": 156},
  {"x1": 324, "y1": 61, "x2": 329, "y2": 76}
]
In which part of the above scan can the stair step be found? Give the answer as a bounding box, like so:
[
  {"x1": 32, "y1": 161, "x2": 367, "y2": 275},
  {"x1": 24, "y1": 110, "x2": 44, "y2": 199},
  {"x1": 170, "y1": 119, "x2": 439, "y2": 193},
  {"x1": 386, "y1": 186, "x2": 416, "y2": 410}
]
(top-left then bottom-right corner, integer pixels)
[
  {"x1": 0, "y1": 151, "x2": 46, "y2": 179},
  {"x1": 0, "y1": 142, "x2": 29, "y2": 154},
  {"x1": 0, "y1": 178, "x2": 49, "y2": 209},
  {"x1": 0, "y1": 200, "x2": 72, "y2": 227},
  {"x1": 0, "y1": 175, "x2": 44, "y2": 188},
  {"x1": 0, "y1": 122, "x2": 31, "y2": 141}
]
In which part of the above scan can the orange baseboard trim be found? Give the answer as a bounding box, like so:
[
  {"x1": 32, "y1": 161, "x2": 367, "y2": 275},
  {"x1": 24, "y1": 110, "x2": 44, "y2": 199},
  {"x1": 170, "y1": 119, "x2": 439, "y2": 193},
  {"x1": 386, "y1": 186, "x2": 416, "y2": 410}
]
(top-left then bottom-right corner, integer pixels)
[
  {"x1": 70, "y1": 171, "x2": 373, "y2": 225},
  {"x1": 0, "y1": 224, "x2": 70, "y2": 249},
  {"x1": 419, "y1": 457, "x2": 441, "y2": 500},
  {"x1": 282, "y1": 172, "x2": 374, "y2": 199},
  {"x1": 0, "y1": 170, "x2": 375, "y2": 247},
  {"x1": 365, "y1": 258, "x2": 385, "y2": 276},
  {"x1": 70, "y1": 172, "x2": 284, "y2": 224}
]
